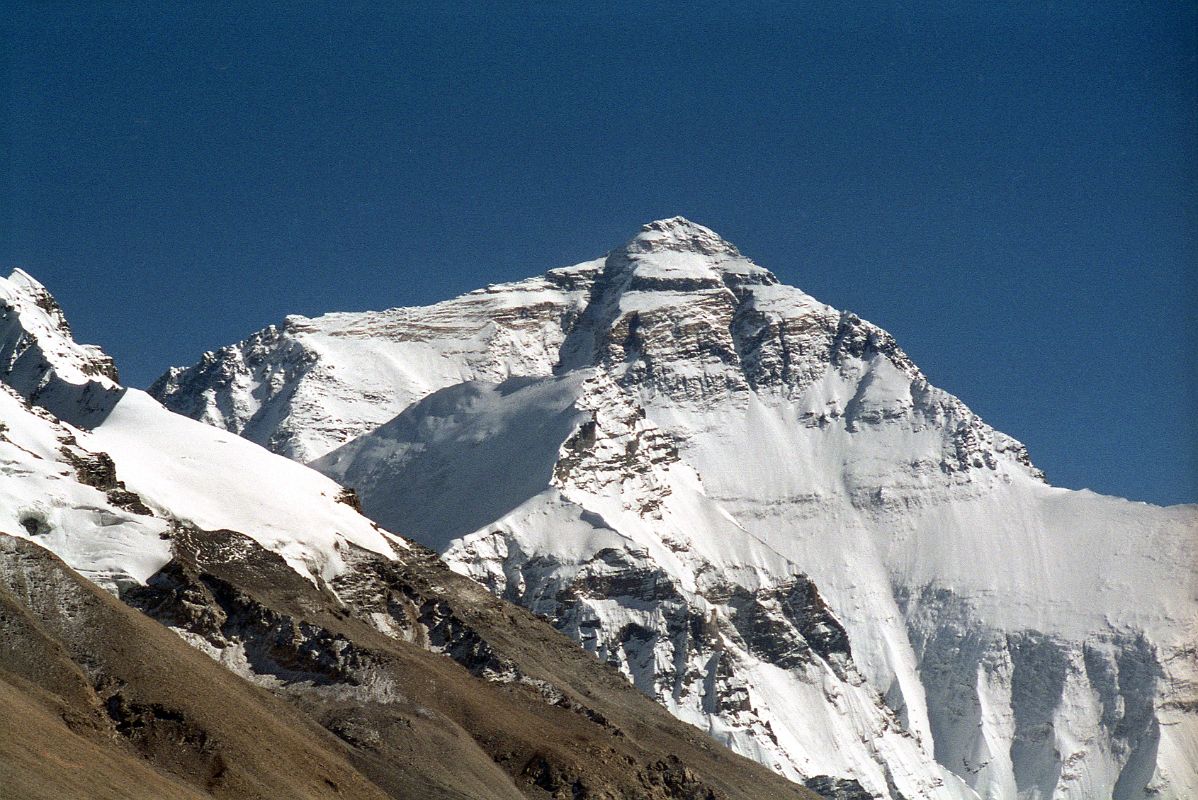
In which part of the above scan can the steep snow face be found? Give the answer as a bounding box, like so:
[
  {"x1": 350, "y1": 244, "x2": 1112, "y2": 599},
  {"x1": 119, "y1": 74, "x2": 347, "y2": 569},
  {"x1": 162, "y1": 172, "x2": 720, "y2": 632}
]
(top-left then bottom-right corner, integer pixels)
[
  {"x1": 315, "y1": 369, "x2": 976, "y2": 798},
  {"x1": 155, "y1": 218, "x2": 1198, "y2": 800},
  {"x1": 0, "y1": 269, "x2": 398, "y2": 587}
]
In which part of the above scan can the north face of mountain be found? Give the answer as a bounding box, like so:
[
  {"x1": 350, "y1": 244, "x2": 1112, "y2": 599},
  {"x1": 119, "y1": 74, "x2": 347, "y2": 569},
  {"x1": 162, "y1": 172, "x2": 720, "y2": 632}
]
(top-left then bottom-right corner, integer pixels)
[{"x1": 153, "y1": 218, "x2": 1197, "y2": 800}]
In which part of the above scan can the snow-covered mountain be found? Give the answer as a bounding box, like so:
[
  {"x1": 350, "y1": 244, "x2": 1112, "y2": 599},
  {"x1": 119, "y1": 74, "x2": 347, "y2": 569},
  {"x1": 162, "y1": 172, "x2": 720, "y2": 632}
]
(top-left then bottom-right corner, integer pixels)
[
  {"x1": 0, "y1": 268, "x2": 403, "y2": 590},
  {"x1": 0, "y1": 265, "x2": 815, "y2": 799},
  {"x1": 153, "y1": 218, "x2": 1197, "y2": 800}
]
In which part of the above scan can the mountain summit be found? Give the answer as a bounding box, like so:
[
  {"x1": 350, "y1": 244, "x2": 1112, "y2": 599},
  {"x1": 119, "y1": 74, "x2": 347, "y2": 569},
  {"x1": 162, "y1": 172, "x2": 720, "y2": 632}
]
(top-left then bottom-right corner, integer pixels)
[
  {"x1": 153, "y1": 222, "x2": 1197, "y2": 800},
  {"x1": 623, "y1": 216, "x2": 749, "y2": 257}
]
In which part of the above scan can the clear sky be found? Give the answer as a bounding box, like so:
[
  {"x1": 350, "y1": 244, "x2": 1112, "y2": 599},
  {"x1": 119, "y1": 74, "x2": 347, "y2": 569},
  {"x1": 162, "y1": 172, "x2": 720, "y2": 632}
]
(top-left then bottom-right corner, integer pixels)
[{"x1": 3, "y1": 2, "x2": 1195, "y2": 505}]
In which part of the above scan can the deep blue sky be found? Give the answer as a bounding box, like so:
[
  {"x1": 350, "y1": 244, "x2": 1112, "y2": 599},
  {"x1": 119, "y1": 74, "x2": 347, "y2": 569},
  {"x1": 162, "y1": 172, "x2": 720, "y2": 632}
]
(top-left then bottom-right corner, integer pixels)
[{"x1": 3, "y1": 2, "x2": 1195, "y2": 505}]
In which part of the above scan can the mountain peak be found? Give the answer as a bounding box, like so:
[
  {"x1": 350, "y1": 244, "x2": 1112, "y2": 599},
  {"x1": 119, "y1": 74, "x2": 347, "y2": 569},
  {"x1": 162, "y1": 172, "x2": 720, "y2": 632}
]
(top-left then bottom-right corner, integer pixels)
[
  {"x1": 6, "y1": 267, "x2": 73, "y2": 337},
  {"x1": 0, "y1": 269, "x2": 121, "y2": 392},
  {"x1": 624, "y1": 217, "x2": 741, "y2": 257},
  {"x1": 610, "y1": 218, "x2": 777, "y2": 290}
]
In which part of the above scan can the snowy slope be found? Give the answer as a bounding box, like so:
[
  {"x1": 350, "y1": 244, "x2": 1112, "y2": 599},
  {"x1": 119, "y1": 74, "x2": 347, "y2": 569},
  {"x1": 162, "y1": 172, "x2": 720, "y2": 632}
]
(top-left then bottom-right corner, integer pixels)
[
  {"x1": 154, "y1": 218, "x2": 1198, "y2": 800},
  {"x1": 0, "y1": 269, "x2": 398, "y2": 588},
  {"x1": 0, "y1": 383, "x2": 172, "y2": 588}
]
